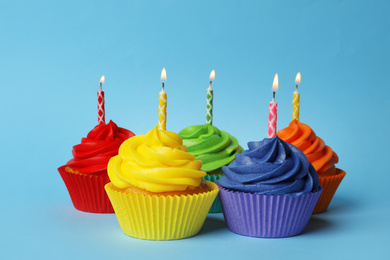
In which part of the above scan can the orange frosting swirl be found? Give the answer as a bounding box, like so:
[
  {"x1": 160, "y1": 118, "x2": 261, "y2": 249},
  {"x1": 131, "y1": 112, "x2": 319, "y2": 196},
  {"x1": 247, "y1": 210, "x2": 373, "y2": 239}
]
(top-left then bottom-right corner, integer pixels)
[{"x1": 277, "y1": 120, "x2": 338, "y2": 174}]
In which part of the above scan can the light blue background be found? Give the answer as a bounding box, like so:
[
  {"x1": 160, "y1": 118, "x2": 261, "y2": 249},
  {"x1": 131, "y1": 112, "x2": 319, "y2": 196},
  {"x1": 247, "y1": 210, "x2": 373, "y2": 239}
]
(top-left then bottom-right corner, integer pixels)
[{"x1": 1, "y1": 0, "x2": 389, "y2": 259}]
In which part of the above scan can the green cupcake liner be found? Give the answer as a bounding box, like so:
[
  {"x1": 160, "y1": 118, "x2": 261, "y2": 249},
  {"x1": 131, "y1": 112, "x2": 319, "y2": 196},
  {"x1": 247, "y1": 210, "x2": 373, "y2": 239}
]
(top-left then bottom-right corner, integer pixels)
[{"x1": 203, "y1": 174, "x2": 224, "y2": 213}]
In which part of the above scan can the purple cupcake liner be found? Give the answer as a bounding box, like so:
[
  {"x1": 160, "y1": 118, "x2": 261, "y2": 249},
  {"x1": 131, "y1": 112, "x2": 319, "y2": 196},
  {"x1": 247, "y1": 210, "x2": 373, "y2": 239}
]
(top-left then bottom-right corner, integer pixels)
[{"x1": 217, "y1": 181, "x2": 322, "y2": 238}]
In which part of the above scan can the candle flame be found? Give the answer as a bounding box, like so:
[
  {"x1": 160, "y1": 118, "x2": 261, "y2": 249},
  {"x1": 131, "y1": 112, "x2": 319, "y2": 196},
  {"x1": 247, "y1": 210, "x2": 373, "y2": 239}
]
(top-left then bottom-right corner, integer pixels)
[
  {"x1": 209, "y1": 70, "x2": 215, "y2": 81},
  {"x1": 295, "y1": 72, "x2": 301, "y2": 84},
  {"x1": 161, "y1": 68, "x2": 167, "y2": 81},
  {"x1": 272, "y1": 73, "x2": 279, "y2": 92},
  {"x1": 100, "y1": 75, "x2": 105, "y2": 84}
]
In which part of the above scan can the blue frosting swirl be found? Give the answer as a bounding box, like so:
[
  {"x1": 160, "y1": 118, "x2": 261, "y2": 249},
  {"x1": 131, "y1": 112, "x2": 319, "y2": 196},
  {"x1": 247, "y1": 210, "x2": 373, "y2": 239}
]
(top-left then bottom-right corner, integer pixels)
[{"x1": 219, "y1": 137, "x2": 320, "y2": 197}]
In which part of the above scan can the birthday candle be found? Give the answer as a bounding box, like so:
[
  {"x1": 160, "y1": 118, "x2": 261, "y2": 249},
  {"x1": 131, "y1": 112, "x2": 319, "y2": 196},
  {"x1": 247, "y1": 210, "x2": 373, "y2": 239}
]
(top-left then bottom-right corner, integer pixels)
[
  {"x1": 268, "y1": 74, "x2": 278, "y2": 138},
  {"x1": 98, "y1": 75, "x2": 105, "y2": 124},
  {"x1": 292, "y1": 72, "x2": 301, "y2": 121},
  {"x1": 158, "y1": 68, "x2": 167, "y2": 130},
  {"x1": 206, "y1": 70, "x2": 215, "y2": 125}
]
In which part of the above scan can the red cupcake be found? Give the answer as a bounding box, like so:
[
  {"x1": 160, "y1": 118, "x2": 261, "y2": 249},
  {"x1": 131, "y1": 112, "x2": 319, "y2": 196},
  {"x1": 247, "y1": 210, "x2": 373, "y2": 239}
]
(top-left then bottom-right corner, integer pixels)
[{"x1": 58, "y1": 120, "x2": 135, "y2": 213}]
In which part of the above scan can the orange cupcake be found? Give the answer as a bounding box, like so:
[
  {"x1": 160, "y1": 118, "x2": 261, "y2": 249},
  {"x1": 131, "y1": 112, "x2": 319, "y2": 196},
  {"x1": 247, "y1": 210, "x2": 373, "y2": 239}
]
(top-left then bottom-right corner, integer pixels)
[{"x1": 277, "y1": 120, "x2": 346, "y2": 213}]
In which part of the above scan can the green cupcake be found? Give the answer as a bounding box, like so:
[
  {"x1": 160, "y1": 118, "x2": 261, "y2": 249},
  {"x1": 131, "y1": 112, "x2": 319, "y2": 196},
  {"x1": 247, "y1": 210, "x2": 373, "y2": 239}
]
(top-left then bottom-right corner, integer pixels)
[{"x1": 179, "y1": 124, "x2": 242, "y2": 213}]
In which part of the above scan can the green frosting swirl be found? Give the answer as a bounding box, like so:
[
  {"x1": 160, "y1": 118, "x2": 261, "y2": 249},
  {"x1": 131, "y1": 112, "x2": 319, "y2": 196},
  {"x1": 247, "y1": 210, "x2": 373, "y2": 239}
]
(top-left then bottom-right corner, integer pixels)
[{"x1": 179, "y1": 124, "x2": 242, "y2": 172}]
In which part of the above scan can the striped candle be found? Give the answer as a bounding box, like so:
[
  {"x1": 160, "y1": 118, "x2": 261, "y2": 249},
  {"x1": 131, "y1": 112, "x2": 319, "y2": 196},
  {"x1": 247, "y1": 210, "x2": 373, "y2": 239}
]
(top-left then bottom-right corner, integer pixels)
[
  {"x1": 268, "y1": 101, "x2": 277, "y2": 138},
  {"x1": 268, "y1": 74, "x2": 278, "y2": 138},
  {"x1": 98, "y1": 75, "x2": 105, "y2": 124},
  {"x1": 292, "y1": 72, "x2": 301, "y2": 121},
  {"x1": 158, "y1": 68, "x2": 167, "y2": 130},
  {"x1": 206, "y1": 70, "x2": 215, "y2": 125}
]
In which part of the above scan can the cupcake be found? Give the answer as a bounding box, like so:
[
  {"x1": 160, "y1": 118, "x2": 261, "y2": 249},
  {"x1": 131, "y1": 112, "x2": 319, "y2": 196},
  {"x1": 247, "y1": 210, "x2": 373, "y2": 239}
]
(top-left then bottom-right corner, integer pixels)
[
  {"x1": 105, "y1": 126, "x2": 219, "y2": 240},
  {"x1": 179, "y1": 124, "x2": 242, "y2": 213},
  {"x1": 277, "y1": 120, "x2": 346, "y2": 213},
  {"x1": 58, "y1": 120, "x2": 135, "y2": 213},
  {"x1": 217, "y1": 136, "x2": 322, "y2": 238}
]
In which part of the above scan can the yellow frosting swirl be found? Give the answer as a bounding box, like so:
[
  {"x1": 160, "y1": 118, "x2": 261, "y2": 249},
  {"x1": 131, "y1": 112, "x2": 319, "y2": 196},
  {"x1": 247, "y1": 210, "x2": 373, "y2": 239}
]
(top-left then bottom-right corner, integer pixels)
[{"x1": 108, "y1": 127, "x2": 206, "y2": 193}]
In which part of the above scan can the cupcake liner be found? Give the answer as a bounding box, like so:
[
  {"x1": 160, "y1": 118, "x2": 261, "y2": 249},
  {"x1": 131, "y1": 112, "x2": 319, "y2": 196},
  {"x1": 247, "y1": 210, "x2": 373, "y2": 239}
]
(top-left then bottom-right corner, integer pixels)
[
  {"x1": 58, "y1": 166, "x2": 114, "y2": 213},
  {"x1": 217, "y1": 181, "x2": 323, "y2": 238},
  {"x1": 203, "y1": 174, "x2": 223, "y2": 213},
  {"x1": 105, "y1": 181, "x2": 219, "y2": 240},
  {"x1": 313, "y1": 168, "x2": 346, "y2": 214}
]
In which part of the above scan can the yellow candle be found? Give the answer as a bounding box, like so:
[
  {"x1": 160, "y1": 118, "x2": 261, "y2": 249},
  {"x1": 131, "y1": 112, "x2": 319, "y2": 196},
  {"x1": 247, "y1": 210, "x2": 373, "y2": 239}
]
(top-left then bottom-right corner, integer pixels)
[
  {"x1": 158, "y1": 68, "x2": 167, "y2": 130},
  {"x1": 292, "y1": 72, "x2": 301, "y2": 121}
]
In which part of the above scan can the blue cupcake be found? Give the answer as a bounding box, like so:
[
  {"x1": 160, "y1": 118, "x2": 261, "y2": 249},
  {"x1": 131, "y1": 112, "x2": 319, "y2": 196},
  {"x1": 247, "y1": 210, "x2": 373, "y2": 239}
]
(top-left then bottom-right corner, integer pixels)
[{"x1": 217, "y1": 136, "x2": 322, "y2": 238}]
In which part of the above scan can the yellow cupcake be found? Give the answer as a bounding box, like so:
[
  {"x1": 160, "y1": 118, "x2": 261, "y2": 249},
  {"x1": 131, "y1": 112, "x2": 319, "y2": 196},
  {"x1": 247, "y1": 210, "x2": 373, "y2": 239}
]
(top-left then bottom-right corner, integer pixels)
[{"x1": 105, "y1": 126, "x2": 219, "y2": 240}]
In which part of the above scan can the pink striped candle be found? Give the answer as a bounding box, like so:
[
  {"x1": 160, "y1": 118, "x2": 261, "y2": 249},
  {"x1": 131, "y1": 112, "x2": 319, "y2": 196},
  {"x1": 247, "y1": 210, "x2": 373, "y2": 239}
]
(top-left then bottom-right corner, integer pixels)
[
  {"x1": 268, "y1": 74, "x2": 278, "y2": 138},
  {"x1": 268, "y1": 101, "x2": 277, "y2": 138},
  {"x1": 98, "y1": 75, "x2": 105, "y2": 124}
]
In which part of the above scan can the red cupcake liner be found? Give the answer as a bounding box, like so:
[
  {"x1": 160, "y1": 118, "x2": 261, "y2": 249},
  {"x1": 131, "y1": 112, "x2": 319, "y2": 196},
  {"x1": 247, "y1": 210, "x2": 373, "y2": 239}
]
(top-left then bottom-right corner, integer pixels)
[
  {"x1": 313, "y1": 168, "x2": 346, "y2": 214},
  {"x1": 217, "y1": 181, "x2": 322, "y2": 238},
  {"x1": 58, "y1": 166, "x2": 114, "y2": 213}
]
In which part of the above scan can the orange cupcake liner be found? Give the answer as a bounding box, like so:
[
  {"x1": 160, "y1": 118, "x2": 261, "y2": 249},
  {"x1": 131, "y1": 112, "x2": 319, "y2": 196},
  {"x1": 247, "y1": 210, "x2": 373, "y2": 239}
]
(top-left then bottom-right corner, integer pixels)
[
  {"x1": 58, "y1": 166, "x2": 114, "y2": 213},
  {"x1": 313, "y1": 168, "x2": 346, "y2": 214}
]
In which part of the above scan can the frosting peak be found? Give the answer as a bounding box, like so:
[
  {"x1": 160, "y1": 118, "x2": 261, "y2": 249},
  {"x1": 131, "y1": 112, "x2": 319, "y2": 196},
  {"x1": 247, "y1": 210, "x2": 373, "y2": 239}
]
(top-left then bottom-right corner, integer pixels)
[
  {"x1": 108, "y1": 127, "x2": 206, "y2": 193},
  {"x1": 277, "y1": 120, "x2": 339, "y2": 174},
  {"x1": 219, "y1": 137, "x2": 319, "y2": 197},
  {"x1": 179, "y1": 124, "x2": 241, "y2": 172},
  {"x1": 65, "y1": 120, "x2": 135, "y2": 175}
]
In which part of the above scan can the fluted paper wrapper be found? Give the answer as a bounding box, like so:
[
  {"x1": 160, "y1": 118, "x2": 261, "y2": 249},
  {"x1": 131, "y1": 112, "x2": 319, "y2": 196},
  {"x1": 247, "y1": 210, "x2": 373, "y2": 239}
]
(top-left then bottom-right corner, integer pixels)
[
  {"x1": 105, "y1": 181, "x2": 219, "y2": 240},
  {"x1": 203, "y1": 174, "x2": 223, "y2": 213},
  {"x1": 217, "y1": 182, "x2": 322, "y2": 238},
  {"x1": 58, "y1": 166, "x2": 114, "y2": 213},
  {"x1": 313, "y1": 168, "x2": 346, "y2": 214}
]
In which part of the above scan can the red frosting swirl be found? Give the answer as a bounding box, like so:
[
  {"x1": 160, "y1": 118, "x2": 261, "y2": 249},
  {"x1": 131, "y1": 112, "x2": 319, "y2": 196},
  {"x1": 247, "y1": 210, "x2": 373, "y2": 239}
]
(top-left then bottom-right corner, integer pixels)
[
  {"x1": 65, "y1": 120, "x2": 135, "y2": 175},
  {"x1": 277, "y1": 120, "x2": 338, "y2": 174}
]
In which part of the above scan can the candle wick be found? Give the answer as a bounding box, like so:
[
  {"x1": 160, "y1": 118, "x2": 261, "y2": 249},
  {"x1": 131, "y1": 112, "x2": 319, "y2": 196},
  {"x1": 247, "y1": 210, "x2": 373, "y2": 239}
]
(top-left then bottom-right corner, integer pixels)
[
  {"x1": 272, "y1": 92, "x2": 275, "y2": 102},
  {"x1": 208, "y1": 81, "x2": 213, "y2": 90},
  {"x1": 295, "y1": 85, "x2": 298, "y2": 91},
  {"x1": 162, "y1": 82, "x2": 165, "y2": 90},
  {"x1": 100, "y1": 83, "x2": 102, "y2": 91}
]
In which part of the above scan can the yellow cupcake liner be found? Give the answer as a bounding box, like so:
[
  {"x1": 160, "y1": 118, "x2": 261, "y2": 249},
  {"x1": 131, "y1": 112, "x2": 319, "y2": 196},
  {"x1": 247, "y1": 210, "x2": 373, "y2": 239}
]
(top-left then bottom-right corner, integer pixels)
[{"x1": 105, "y1": 181, "x2": 219, "y2": 240}]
